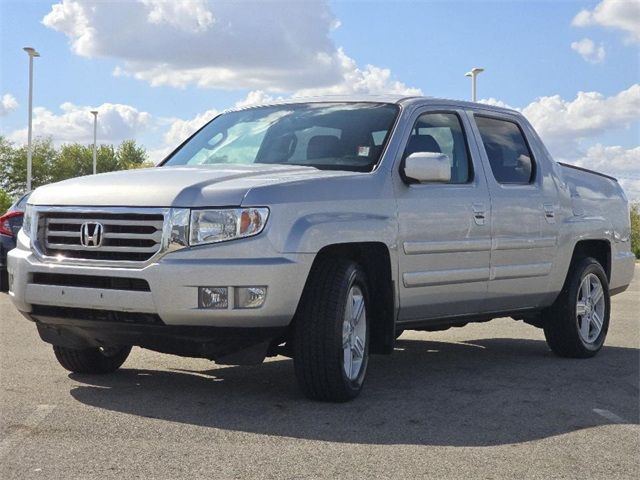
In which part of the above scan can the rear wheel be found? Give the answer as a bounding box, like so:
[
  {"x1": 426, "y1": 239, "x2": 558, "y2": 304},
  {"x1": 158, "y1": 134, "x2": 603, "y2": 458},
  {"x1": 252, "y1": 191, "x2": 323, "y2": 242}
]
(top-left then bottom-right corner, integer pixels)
[
  {"x1": 53, "y1": 345, "x2": 131, "y2": 374},
  {"x1": 293, "y1": 257, "x2": 370, "y2": 402},
  {"x1": 543, "y1": 257, "x2": 610, "y2": 358}
]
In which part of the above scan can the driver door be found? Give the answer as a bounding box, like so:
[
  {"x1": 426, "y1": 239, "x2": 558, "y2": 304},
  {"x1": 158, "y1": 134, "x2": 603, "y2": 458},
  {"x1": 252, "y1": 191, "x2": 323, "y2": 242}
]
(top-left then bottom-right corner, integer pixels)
[{"x1": 394, "y1": 108, "x2": 491, "y2": 321}]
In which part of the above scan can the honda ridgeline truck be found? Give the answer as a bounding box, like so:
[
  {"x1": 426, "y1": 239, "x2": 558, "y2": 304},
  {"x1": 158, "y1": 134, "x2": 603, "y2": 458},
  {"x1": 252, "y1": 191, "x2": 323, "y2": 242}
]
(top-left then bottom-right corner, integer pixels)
[{"x1": 7, "y1": 96, "x2": 635, "y2": 401}]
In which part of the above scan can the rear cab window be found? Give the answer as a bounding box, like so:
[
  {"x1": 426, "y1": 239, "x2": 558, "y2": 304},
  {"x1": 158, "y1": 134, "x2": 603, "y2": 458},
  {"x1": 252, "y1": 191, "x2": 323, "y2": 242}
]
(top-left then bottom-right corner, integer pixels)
[{"x1": 474, "y1": 115, "x2": 535, "y2": 185}]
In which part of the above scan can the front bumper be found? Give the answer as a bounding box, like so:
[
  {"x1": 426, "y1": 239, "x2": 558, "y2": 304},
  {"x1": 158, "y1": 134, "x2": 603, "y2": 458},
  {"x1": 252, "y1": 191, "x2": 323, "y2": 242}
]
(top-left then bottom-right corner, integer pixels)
[
  {"x1": 34, "y1": 315, "x2": 286, "y2": 364},
  {"x1": 7, "y1": 232, "x2": 314, "y2": 329}
]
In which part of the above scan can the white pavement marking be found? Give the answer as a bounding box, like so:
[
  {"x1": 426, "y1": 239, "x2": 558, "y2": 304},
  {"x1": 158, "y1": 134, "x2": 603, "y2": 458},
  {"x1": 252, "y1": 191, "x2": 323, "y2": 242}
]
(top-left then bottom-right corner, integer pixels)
[
  {"x1": 593, "y1": 408, "x2": 628, "y2": 424},
  {"x1": 0, "y1": 404, "x2": 56, "y2": 459}
]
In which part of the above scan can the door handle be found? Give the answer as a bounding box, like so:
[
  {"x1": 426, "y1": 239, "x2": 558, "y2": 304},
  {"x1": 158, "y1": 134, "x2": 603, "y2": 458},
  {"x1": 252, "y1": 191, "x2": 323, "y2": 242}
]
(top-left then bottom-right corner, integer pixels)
[
  {"x1": 543, "y1": 203, "x2": 556, "y2": 224},
  {"x1": 472, "y1": 203, "x2": 486, "y2": 226}
]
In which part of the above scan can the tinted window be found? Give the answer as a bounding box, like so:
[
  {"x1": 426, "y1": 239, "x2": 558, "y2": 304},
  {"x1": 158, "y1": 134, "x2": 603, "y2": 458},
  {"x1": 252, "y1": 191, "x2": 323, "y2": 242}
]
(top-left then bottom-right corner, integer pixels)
[
  {"x1": 475, "y1": 116, "x2": 534, "y2": 184},
  {"x1": 163, "y1": 103, "x2": 399, "y2": 172},
  {"x1": 403, "y1": 112, "x2": 471, "y2": 184}
]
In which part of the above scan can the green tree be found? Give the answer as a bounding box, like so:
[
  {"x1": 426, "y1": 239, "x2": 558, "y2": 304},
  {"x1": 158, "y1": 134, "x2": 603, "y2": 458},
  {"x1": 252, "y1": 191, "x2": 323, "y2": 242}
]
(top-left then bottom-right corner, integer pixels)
[
  {"x1": 0, "y1": 188, "x2": 12, "y2": 214},
  {"x1": 630, "y1": 203, "x2": 640, "y2": 259},
  {"x1": 116, "y1": 139, "x2": 152, "y2": 169},
  {"x1": 54, "y1": 143, "x2": 118, "y2": 180},
  {"x1": 0, "y1": 136, "x2": 151, "y2": 196},
  {"x1": 0, "y1": 136, "x2": 58, "y2": 195}
]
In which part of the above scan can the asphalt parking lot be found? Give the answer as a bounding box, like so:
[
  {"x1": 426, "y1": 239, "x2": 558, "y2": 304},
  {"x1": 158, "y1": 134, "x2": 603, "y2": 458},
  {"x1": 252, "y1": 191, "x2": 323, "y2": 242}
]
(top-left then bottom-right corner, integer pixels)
[{"x1": 1, "y1": 267, "x2": 638, "y2": 480}]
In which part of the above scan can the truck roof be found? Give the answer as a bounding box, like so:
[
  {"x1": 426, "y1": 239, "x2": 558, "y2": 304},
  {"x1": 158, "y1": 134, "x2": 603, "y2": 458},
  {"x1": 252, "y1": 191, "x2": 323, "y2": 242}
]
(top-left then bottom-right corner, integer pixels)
[{"x1": 229, "y1": 94, "x2": 519, "y2": 116}]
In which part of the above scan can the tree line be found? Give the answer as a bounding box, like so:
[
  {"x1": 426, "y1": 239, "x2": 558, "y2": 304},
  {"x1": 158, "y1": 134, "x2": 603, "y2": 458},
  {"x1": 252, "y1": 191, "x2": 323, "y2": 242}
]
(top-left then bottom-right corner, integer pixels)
[{"x1": 0, "y1": 135, "x2": 153, "y2": 212}]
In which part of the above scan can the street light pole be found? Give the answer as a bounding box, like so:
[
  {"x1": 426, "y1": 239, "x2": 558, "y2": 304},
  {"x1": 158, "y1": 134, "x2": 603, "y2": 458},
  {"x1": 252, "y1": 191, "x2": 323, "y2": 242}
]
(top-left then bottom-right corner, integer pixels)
[
  {"x1": 90, "y1": 110, "x2": 98, "y2": 174},
  {"x1": 23, "y1": 47, "x2": 40, "y2": 192},
  {"x1": 465, "y1": 67, "x2": 485, "y2": 102}
]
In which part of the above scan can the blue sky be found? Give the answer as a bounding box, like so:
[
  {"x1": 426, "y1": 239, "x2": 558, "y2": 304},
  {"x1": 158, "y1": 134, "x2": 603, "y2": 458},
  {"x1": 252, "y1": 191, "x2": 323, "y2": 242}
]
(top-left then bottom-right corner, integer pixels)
[{"x1": 0, "y1": 0, "x2": 638, "y2": 197}]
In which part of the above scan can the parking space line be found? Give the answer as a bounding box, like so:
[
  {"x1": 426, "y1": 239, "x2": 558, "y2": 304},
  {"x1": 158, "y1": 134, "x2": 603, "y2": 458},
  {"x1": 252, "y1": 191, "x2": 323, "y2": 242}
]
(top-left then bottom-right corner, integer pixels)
[
  {"x1": 593, "y1": 408, "x2": 628, "y2": 424},
  {"x1": 0, "y1": 404, "x2": 56, "y2": 459}
]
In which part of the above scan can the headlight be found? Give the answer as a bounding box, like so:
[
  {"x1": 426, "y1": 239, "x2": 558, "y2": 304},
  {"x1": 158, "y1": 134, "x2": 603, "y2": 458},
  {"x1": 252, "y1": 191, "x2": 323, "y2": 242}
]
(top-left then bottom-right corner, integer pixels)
[
  {"x1": 189, "y1": 208, "x2": 269, "y2": 246},
  {"x1": 22, "y1": 204, "x2": 33, "y2": 238}
]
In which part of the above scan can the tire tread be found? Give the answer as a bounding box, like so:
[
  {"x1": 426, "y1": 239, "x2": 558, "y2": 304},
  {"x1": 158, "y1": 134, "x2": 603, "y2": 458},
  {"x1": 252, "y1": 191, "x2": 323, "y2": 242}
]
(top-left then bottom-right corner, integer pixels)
[
  {"x1": 53, "y1": 345, "x2": 131, "y2": 374},
  {"x1": 543, "y1": 256, "x2": 609, "y2": 358},
  {"x1": 294, "y1": 257, "x2": 365, "y2": 402}
]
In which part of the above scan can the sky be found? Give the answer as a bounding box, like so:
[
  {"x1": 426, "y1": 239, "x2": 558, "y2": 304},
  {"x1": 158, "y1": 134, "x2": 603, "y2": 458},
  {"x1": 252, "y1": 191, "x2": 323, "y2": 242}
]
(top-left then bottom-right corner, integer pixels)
[{"x1": 0, "y1": 0, "x2": 638, "y2": 198}]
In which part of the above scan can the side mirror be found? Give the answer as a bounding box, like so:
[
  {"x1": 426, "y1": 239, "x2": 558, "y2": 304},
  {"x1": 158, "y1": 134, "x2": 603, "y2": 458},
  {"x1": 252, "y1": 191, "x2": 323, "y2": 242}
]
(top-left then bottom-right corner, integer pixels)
[{"x1": 403, "y1": 152, "x2": 451, "y2": 183}]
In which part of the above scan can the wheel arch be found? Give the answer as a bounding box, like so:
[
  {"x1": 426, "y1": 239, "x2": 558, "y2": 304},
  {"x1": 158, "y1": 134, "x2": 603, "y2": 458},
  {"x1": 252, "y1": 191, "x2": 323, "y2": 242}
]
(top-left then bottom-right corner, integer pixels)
[
  {"x1": 570, "y1": 239, "x2": 611, "y2": 281},
  {"x1": 293, "y1": 242, "x2": 396, "y2": 355}
]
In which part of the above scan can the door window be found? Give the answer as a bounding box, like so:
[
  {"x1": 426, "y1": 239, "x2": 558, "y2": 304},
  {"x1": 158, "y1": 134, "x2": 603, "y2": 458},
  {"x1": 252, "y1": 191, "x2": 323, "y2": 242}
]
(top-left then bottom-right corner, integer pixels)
[
  {"x1": 475, "y1": 116, "x2": 535, "y2": 184},
  {"x1": 403, "y1": 113, "x2": 472, "y2": 184}
]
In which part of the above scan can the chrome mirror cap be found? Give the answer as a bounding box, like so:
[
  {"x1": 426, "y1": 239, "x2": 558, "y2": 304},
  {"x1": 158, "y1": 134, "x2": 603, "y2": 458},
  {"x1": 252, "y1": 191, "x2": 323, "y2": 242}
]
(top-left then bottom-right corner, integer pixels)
[{"x1": 404, "y1": 152, "x2": 451, "y2": 183}]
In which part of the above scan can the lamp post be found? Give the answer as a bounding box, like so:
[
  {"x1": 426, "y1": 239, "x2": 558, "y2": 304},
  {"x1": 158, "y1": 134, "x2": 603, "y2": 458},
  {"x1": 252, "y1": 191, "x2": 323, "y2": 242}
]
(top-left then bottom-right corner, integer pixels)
[
  {"x1": 23, "y1": 47, "x2": 40, "y2": 192},
  {"x1": 90, "y1": 110, "x2": 98, "y2": 174},
  {"x1": 465, "y1": 67, "x2": 484, "y2": 102}
]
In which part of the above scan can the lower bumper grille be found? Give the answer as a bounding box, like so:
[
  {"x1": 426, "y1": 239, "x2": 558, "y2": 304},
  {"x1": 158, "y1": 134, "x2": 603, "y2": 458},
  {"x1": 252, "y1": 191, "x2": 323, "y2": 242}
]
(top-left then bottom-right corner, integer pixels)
[
  {"x1": 32, "y1": 305, "x2": 163, "y2": 325},
  {"x1": 32, "y1": 273, "x2": 150, "y2": 292}
]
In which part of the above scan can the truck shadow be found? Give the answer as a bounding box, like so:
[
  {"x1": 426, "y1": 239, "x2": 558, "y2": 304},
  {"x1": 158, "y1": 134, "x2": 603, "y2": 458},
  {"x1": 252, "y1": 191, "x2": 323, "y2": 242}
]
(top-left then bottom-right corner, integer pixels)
[{"x1": 68, "y1": 338, "x2": 639, "y2": 446}]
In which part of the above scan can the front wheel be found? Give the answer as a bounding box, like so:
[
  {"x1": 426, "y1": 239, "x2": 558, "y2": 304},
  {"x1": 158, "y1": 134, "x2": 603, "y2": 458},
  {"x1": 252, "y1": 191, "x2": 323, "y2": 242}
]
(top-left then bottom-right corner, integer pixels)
[
  {"x1": 293, "y1": 258, "x2": 370, "y2": 402},
  {"x1": 543, "y1": 257, "x2": 610, "y2": 358},
  {"x1": 53, "y1": 345, "x2": 131, "y2": 374}
]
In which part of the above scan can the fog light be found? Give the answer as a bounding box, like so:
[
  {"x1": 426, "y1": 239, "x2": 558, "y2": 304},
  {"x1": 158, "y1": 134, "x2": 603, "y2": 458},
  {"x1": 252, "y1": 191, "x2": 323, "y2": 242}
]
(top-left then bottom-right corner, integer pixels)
[
  {"x1": 235, "y1": 287, "x2": 267, "y2": 309},
  {"x1": 198, "y1": 287, "x2": 228, "y2": 309}
]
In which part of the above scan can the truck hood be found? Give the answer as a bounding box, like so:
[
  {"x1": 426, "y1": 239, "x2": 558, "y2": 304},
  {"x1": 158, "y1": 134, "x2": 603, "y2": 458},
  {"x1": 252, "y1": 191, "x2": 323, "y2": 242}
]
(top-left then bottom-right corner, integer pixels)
[{"x1": 28, "y1": 164, "x2": 355, "y2": 207}]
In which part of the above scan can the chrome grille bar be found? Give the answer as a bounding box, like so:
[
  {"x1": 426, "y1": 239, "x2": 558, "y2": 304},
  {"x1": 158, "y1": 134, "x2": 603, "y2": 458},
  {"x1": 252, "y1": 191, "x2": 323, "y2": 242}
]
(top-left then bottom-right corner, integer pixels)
[{"x1": 46, "y1": 218, "x2": 164, "y2": 228}]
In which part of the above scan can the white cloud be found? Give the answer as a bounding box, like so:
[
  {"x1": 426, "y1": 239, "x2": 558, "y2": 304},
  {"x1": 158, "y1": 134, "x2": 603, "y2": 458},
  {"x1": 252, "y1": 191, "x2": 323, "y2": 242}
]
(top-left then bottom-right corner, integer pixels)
[
  {"x1": 0, "y1": 94, "x2": 19, "y2": 116},
  {"x1": 571, "y1": 38, "x2": 606, "y2": 63},
  {"x1": 141, "y1": 0, "x2": 214, "y2": 32},
  {"x1": 572, "y1": 0, "x2": 640, "y2": 44},
  {"x1": 234, "y1": 90, "x2": 279, "y2": 109},
  {"x1": 482, "y1": 87, "x2": 640, "y2": 201},
  {"x1": 521, "y1": 84, "x2": 640, "y2": 156},
  {"x1": 162, "y1": 108, "x2": 218, "y2": 147},
  {"x1": 42, "y1": 0, "x2": 420, "y2": 95},
  {"x1": 562, "y1": 144, "x2": 640, "y2": 201},
  {"x1": 478, "y1": 97, "x2": 515, "y2": 109},
  {"x1": 569, "y1": 144, "x2": 640, "y2": 178},
  {"x1": 7, "y1": 102, "x2": 151, "y2": 145},
  {"x1": 481, "y1": 85, "x2": 640, "y2": 154},
  {"x1": 293, "y1": 49, "x2": 421, "y2": 97}
]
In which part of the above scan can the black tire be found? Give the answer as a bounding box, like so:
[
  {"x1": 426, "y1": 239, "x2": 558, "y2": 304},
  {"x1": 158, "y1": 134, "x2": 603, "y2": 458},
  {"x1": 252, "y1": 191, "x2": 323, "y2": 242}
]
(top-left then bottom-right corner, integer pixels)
[
  {"x1": 543, "y1": 257, "x2": 610, "y2": 358},
  {"x1": 53, "y1": 345, "x2": 131, "y2": 374},
  {"x1": 0, "y1": 269, "x2": 8, "y2": 293},
  {"x1": 293, "y1": 257, "x2": 370, "y2": 402}
]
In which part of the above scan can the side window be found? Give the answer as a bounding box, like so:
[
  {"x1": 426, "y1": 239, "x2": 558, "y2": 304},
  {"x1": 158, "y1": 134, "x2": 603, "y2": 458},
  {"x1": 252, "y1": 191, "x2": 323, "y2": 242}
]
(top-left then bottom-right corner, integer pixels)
[
  {"x1": 403, "y1": 112, "x2": 472, "y2": 184},
  {"x1": 475, "y1": 116, "x2": 535, "y2": 184}
]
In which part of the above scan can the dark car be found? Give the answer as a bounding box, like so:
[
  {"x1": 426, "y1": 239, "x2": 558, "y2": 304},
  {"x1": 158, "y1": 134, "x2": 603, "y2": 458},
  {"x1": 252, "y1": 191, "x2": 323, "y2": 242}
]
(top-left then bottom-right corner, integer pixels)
[{"x1": 0, "y1": 192, "x2": 30, "y2": 292}]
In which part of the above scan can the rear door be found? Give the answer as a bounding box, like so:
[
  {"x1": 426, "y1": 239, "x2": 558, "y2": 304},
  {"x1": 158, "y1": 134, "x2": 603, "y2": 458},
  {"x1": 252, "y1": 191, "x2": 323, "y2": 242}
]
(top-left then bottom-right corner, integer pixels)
[
  {"x1": 469, "y1": 112, "x2": 560, "y2": 311},
  {"x1": 394, "y1": 107, "x2": 492, "y2": 321}
]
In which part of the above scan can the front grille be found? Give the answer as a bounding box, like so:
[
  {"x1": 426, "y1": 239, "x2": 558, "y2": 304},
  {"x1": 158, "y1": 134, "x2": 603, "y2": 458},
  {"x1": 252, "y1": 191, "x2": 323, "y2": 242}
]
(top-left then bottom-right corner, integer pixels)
[
  {"x1": 32, "y1": 273, "x2": 151, "y2": 292},
  {"x1": 39, "y1": 211, "x2": 164, "y2": 263},
  {"x1": 32, "y1": 305, "x2": 163, "y2": 325}
]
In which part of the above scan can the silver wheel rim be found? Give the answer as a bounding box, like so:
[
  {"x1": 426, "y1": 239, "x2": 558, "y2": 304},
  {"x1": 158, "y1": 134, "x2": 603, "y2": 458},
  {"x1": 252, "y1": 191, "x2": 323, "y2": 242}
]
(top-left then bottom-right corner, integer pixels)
[
  {"x1": 576, "y1": 273, "x2": 606, "y2": 344},
  {"x1": 342, "y1": 285, "x2": 367, "y2": 381}
]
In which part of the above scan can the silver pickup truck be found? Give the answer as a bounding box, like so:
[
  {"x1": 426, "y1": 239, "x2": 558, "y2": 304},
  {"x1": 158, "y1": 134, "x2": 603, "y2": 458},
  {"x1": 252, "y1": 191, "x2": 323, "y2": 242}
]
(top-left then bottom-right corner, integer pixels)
[{"x1": 7, "y1": 96, "x2": 635, "y2": 401}]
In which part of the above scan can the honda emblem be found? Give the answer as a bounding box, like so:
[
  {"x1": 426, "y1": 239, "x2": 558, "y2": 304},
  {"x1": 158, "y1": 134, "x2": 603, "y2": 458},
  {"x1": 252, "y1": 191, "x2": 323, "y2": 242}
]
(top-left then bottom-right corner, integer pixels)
[{"x1": 80, "y1": 222, "x2": 104, "y2": 248}]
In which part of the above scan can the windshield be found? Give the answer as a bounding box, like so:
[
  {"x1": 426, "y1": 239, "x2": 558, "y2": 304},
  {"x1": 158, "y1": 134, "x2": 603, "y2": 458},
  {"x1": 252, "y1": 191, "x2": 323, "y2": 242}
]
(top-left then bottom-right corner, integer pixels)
[{"x1": 162, "y1": 102, "x2": 399, "y2": 172}]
